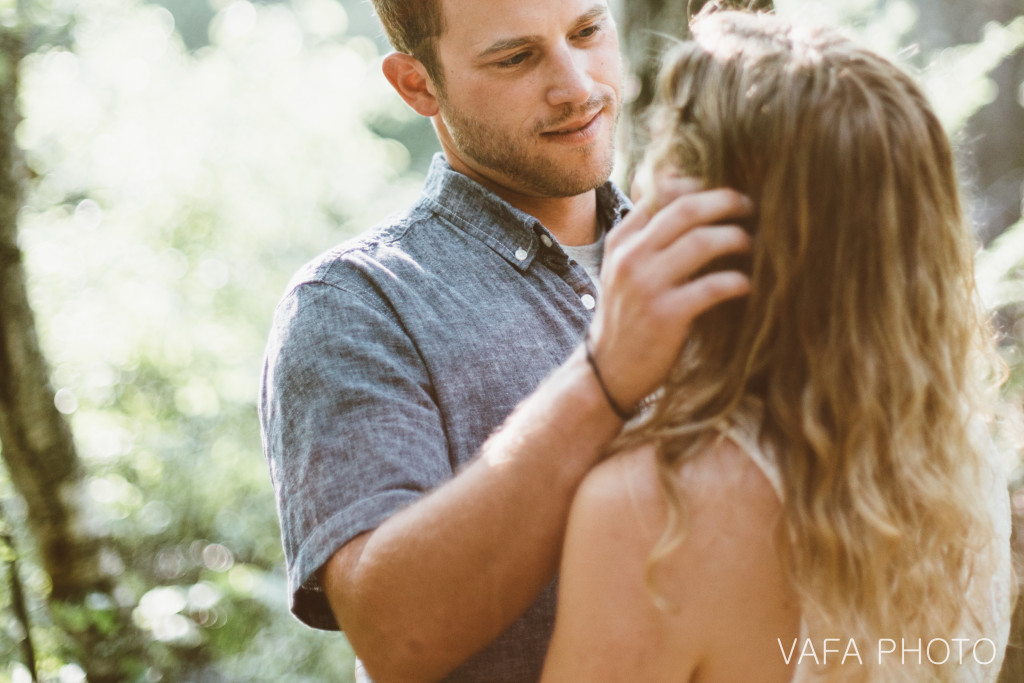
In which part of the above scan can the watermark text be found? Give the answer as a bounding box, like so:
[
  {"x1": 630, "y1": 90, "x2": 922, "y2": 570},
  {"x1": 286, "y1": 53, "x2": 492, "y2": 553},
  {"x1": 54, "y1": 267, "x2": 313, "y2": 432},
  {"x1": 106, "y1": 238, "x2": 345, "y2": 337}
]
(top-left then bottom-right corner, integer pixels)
[{"x1": 778, "y1": 638, "x2": 997, "y2": 667}]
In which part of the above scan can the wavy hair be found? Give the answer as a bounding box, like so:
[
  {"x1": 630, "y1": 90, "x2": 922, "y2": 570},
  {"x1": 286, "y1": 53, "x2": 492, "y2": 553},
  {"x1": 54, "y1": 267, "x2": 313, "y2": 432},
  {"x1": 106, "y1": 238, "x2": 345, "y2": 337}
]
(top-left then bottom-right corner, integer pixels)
[{"x1": 622, "y1": 11, "x2": 1008, "y2": 680}]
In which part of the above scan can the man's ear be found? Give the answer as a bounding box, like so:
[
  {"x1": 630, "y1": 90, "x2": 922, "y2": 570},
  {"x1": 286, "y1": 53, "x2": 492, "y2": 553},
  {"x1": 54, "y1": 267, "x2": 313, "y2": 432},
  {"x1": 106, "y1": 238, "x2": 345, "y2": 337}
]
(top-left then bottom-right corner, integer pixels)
[{"x1": 382, "y1": 52, "x2": 441, "y2": 117}]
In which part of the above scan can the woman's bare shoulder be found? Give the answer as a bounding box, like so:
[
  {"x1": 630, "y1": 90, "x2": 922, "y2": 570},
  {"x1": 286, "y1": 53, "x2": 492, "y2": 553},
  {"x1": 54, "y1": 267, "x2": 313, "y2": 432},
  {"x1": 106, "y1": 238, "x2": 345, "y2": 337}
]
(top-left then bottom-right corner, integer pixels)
[
  {"x1": 552, "y1": 436, "x2": 798, "y2": 682},
  {"x1": 569, "y1": 443, "x2": 663, "y2": 544},
  {"x1": 573, "y1": 436, "x2": 781, "y2": 544},
  {"x1": 544, "y1": 444, "x2": 694, "y2": 682}
]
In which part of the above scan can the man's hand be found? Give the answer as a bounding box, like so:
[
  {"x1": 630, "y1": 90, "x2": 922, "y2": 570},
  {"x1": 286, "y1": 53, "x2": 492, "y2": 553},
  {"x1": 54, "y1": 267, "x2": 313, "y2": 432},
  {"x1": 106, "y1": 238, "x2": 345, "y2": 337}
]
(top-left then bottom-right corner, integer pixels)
[{"x1": 589, "y1": 175, "x2": 754, "y2": 412}]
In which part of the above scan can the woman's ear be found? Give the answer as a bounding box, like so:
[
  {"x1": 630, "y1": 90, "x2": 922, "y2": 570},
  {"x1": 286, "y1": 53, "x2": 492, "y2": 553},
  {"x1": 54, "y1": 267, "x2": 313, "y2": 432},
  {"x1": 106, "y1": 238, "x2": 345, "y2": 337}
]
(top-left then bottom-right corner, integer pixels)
[{"x1": 382, "y1": 52, "x2": 441, "y2": 117}]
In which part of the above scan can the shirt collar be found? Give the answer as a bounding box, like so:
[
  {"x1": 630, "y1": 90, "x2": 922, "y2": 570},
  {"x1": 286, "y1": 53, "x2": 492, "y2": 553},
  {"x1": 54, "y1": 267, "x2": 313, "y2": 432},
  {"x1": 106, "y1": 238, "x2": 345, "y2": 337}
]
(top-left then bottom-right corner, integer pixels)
[{"x1": 420, "y1": 153, "x2": 631, "y2": 272}]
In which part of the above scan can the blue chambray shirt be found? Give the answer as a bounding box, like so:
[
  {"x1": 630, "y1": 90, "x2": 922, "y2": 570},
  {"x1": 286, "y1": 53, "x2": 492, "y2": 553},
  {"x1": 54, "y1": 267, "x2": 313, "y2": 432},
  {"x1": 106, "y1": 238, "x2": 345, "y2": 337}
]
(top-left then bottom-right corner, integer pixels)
[{"x1": 259, "y1": 154, "x2": 630, "y2": 681}]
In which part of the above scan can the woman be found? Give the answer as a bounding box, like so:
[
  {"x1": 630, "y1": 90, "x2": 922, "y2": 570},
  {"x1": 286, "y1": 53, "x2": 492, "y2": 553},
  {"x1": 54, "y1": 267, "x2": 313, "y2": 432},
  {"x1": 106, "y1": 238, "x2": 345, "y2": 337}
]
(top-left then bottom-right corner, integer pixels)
[{"x1": 542, "y1": 11, "x2": 1014, "y2": 683}]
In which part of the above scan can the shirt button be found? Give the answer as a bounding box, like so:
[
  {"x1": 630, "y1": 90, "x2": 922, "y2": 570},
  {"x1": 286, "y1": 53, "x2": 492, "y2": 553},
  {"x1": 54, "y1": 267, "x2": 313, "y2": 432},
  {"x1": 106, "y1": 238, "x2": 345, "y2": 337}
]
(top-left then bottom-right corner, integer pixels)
[
  {"x1": 515, "y1": 248, "x2": 528, "y2": 261},
  {"x1": 581, "y1": 294, "x2": 596, "y2": 310},
  {"x1": 540, "y1": 234, "x2": 553, "y2": 248}
]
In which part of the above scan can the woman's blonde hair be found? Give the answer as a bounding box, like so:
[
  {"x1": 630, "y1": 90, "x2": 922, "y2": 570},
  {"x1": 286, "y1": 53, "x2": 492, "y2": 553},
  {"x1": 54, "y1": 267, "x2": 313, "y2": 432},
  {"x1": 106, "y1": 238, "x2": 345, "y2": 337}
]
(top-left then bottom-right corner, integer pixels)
[{"x1": 623, "y1": 11, "x2": 1007, "y2": 680}]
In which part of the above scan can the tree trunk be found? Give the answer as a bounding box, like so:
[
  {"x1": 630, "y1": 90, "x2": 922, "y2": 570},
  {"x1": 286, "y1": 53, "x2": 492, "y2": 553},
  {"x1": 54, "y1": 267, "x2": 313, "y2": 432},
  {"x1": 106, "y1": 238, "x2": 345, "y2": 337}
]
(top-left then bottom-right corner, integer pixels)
[
  {"x1": 0, "y1": 27, "x2": 145, "y2": 683},
  {"x1": 614, "y1": 0, "x2": 774, "y2": 184},
  {"x1": 907, "y1": 0, "x2": 1024, "y2": 243}
]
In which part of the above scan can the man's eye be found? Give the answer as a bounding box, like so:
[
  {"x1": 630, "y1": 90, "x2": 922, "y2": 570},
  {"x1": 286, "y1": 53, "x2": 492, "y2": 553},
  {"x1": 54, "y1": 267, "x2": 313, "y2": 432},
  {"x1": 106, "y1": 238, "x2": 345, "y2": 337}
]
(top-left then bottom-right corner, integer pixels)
[
  {"x1": 498, "y1": 52, "x2": 532, "y2": 67},
  {"x1": 577, "y1": 25, "x2": 601, "y2": 39}
]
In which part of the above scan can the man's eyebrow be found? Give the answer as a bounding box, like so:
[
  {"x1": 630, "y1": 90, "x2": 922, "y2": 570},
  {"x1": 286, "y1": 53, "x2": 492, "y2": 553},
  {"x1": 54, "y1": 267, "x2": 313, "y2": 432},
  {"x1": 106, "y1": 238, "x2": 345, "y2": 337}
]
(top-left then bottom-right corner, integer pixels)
[
  {"x1": 574, "y1": 5, "x2": 609, "y2": 29},
  {"x1": 476, "y1": 5, "x2": 609, "y2": 59},
  {"x1": 477, "y1": 35, "x2": 539, "y2": 59}
]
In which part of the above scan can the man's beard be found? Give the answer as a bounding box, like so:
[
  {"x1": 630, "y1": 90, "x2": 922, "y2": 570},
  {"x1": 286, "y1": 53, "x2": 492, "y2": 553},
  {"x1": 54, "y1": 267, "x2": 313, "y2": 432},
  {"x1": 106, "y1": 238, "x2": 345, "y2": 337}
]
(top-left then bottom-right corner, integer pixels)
[{"x1": 438, "y1": 93, "x2": 618, "y2": 198}]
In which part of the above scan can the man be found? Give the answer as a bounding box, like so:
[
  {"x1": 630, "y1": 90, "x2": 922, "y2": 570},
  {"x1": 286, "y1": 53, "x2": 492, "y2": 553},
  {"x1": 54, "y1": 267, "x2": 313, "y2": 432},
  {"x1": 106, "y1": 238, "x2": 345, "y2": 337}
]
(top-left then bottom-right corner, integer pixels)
[{"x1": 259, "y1": 0, "x2": 753, "y2": 681}]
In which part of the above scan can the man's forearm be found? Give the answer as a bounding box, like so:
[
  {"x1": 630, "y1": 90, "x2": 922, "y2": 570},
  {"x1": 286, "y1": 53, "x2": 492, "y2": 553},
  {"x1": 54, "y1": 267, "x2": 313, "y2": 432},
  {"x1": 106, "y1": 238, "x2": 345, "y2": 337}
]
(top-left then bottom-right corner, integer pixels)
[{"x1": 320, "y1": 346, "x2": 623, "y2": 683}]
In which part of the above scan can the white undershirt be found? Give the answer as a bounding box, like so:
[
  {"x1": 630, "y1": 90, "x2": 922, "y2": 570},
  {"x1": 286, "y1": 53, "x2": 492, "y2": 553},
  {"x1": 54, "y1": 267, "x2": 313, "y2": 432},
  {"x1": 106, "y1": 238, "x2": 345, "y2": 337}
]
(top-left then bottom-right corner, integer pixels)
[{"x1": 561, "y1": 232, "x2": 605, "y2": 295}]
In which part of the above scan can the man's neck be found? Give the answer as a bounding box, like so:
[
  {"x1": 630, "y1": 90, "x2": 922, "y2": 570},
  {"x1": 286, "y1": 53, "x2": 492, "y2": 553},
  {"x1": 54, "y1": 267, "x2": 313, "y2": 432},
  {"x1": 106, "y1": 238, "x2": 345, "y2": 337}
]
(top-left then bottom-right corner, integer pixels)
[
  {"x1": 465, "y1": 174, "x2": 600, "y2": 247},
  {"x1": 502, "y1": 190, "x2": 600, "y2": 246},
  {"x1": 440, "y1": 150, "x2": 601, "y2": 246}
]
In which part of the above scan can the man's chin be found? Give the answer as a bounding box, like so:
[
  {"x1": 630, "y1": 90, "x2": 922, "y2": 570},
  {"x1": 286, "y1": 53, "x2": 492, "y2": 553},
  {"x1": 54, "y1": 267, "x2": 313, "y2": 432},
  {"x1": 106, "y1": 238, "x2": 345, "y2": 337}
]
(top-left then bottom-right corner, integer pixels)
[
  {"x1": 538, "y1": 156, "x2": 615, "y2": 197},
  {"x1": 471, "y1": 146, "x2": 615, "y2": 199}
]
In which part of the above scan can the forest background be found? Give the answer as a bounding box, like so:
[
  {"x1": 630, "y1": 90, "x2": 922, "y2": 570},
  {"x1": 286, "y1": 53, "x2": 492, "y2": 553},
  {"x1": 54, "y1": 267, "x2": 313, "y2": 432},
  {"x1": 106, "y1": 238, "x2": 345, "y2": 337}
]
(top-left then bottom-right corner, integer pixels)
[{"x1": 0, "y1": 0, "x2": 1022, "y2": 681}]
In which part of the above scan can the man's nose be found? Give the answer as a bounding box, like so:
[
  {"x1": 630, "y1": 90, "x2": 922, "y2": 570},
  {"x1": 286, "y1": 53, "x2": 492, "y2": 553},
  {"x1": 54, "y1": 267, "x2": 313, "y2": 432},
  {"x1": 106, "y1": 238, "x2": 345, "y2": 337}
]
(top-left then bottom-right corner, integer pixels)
[{"x1": 546, "y1": 45, "x2": 594, "y2": 108}]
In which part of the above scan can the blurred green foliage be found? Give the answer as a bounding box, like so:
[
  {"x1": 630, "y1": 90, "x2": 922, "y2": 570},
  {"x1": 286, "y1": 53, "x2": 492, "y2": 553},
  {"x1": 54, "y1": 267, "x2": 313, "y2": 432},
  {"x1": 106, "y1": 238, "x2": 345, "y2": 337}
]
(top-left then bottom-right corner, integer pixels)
[
  {"x1": 0, "y1": 0, "x2": 1021, "y2": 681},
  {"x1": 3, "y1": 0, "x2": 431, "y2": 679}
]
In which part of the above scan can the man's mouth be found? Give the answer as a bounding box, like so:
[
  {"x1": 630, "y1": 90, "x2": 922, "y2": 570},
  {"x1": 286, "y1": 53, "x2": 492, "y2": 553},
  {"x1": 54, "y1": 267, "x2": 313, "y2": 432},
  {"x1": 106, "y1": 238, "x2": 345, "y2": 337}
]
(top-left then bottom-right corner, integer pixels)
[
  {"x1": 541, "y1": 110, "x2": 603, "y2": 138},
  {"x1": 540, "y1": 110, "x2": 602, "y2": 139}
]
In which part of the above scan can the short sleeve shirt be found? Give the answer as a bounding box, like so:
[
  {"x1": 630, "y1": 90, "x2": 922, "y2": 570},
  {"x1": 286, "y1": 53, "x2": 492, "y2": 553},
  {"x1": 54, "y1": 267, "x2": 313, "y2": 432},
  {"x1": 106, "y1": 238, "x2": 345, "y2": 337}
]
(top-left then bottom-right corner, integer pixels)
[{"x1": 259, "y1": 154, "x2": 630, "y2": 681}]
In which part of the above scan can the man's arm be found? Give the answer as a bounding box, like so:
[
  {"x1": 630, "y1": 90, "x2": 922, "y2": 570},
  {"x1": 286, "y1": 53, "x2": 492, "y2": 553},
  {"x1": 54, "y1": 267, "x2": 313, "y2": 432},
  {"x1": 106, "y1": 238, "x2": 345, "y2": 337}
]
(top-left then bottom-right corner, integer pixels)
[{"x1": 320, "y1": 183, "x2": 754, "y2": 682}]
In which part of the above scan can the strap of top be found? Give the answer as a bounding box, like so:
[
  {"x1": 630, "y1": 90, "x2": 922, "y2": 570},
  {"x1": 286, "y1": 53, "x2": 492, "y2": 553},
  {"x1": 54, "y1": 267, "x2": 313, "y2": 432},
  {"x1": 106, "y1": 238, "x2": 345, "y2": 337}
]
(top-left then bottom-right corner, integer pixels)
[{"x1": 720, "y1": 400, "x2": 784, "y2": 502}]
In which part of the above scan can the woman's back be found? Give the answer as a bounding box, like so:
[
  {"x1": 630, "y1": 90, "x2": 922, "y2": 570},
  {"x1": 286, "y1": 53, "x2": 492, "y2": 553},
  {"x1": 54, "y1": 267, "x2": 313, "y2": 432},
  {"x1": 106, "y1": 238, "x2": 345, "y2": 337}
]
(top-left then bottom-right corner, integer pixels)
[
  {"x1": 543, "y1": 403, "x2": 1013, "y2": 682},
  {"x1": 542, "y1": 425, "x2": 799, "y2": 682}
]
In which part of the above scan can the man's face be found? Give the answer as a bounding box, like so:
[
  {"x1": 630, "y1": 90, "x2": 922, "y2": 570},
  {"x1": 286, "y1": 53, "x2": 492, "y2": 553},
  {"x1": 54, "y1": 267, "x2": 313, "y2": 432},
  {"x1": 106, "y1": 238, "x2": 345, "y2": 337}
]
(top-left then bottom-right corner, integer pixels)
[{"x1": 432, "y1": 0, "x2": 622, "y2": 199}]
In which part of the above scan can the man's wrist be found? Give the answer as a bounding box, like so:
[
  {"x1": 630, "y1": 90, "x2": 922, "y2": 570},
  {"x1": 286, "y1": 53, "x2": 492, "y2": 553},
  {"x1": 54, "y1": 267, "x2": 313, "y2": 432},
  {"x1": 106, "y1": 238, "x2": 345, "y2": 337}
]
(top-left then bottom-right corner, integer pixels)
[{"x1": 582, "y1": 331, "x2": 637, "y2": 421}]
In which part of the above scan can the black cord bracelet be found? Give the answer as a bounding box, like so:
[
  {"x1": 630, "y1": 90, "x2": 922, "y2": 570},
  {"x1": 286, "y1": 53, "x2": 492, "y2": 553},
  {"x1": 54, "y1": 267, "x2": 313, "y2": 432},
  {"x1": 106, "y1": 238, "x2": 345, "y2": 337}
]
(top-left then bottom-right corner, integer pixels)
[{"x1": 583, "y1": 333, "x2": 635, "y2": 421}]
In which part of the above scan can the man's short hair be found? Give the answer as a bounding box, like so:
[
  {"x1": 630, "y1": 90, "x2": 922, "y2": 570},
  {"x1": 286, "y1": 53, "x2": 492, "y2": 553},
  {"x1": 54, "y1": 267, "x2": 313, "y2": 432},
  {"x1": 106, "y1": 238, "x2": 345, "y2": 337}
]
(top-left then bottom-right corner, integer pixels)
[{"x1": 372, "y1": 0, "x2": 447, "y2": 90}]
